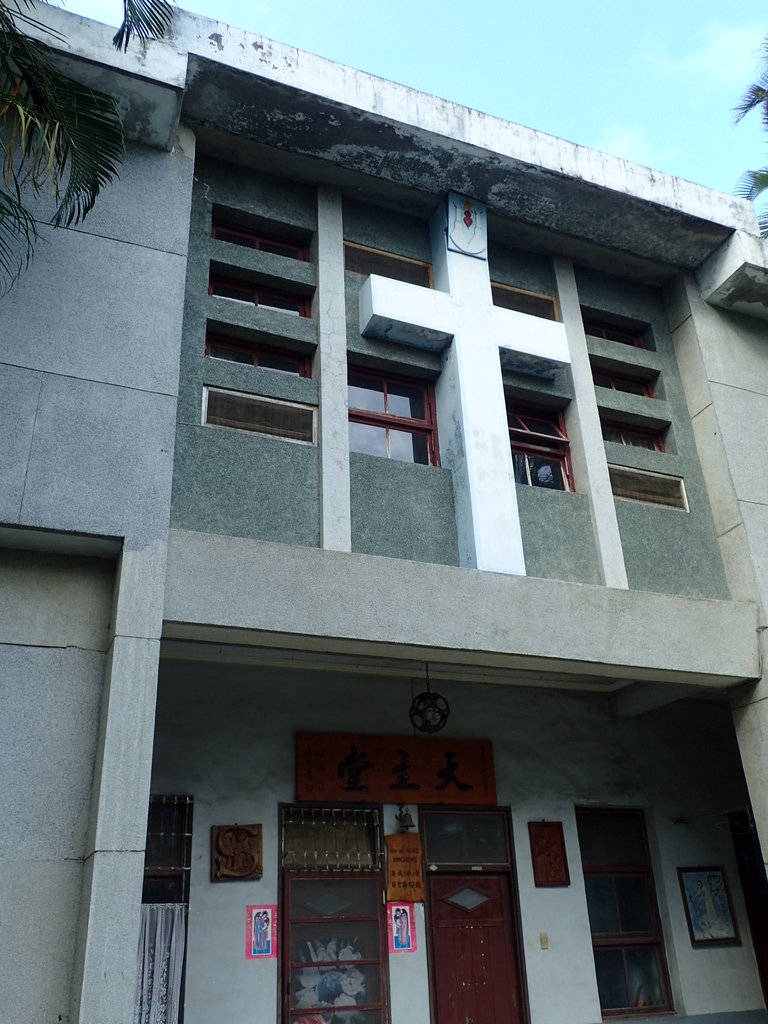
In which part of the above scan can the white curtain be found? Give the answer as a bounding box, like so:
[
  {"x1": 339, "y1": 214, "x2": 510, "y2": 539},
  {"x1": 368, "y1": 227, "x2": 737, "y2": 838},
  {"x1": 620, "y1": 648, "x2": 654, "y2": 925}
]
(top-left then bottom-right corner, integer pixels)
[{"x1": 134, "y1": 904, "x2": 187, "y2": 1024}]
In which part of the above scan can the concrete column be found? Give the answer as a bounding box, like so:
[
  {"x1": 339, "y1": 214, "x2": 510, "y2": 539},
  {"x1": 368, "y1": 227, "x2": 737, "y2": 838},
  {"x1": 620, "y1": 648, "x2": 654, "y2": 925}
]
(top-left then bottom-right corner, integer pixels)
[
  {"x1": 70, "y1": 544, "x2": 165, "y2": 1024},
  {"x1": 666, "y1": 273, "x2": 768, "y2": 869},
  {"x1": 314, "y1": 187, "x2": 351, "y2": 552},
  {"x1": 553, "y1": 258, "x2": 628, "y2": 588}
]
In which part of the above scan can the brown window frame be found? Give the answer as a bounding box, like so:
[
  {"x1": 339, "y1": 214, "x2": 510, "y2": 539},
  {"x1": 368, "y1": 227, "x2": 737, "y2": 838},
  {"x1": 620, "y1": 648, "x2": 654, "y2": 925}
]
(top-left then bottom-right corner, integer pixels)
[
  {"x1": 203, "y1": 386, "x2": 316, "y2": 445},
  {"x1": 211, "y1": 219, "x2": 308, "y2": 261},
  {"x1": 281, "y1": 806, "x2": 389, "y2": 1024},
  {"x1": 584, "y1": 319, "x2": 647, "y2": 349},
  {"x1": 592, "y1": 369, "x2": 655, "y2": 398},
  {"x1": 507, "y1": 402, "x2": 573, "y2": 491},
  {"x1": 608, "y1": 466, "x2": 688, "y2": 511},
  {"x1": 344, "y1": 241, "x2": 432, "y2": 288},
  {"x1": 491, "y1": 282, "x2": 559, "y2": 321},
  {"x1": 209, "y1": 277, "x2": 311, "y2": 318},
  {"x1": 601, "y1": 421, "x2": 665, "y2": 452},
  {"x1": 348, "y1": 369, "x2": 440, "y2": 467},
  {"x1": 205, "y1": 332, "x2": 312, "y2": 377},
  {"x1": 577, "y1": 807, "x2": 673, "y2": 1017}
]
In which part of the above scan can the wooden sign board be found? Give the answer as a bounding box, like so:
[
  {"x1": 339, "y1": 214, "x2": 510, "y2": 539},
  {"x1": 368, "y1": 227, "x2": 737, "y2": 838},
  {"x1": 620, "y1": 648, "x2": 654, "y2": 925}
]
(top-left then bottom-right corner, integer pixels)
[
  {"x1": 296, "y1": 733, "x2": 496, "y2": 805},
  {"x1": 386, "y1": 833, "x2": 424, "y2": 902}
]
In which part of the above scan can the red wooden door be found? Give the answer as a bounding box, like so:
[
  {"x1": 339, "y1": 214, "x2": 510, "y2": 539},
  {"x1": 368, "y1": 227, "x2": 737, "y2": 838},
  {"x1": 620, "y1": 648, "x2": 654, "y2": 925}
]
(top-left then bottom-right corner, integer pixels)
[{"x1": 428, "y1": 874, "x2": 522, "y2": 1024}]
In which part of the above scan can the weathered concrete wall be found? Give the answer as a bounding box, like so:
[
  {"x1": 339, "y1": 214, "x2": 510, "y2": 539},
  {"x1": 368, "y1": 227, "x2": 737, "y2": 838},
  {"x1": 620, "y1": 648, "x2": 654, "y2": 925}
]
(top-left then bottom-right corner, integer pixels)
[
  {"x1": 0, "y1": 551, "x2": 112, "y2": 1024},
  {"x1": 350, "y1": 453, "x2": 459, "y2": 565},
  {"x1": 0, "y1": 134, "x2": 194, "y2": 1022},
  {"x1": 150, "y1": 659, "x2": 763, "y2": 1024}
]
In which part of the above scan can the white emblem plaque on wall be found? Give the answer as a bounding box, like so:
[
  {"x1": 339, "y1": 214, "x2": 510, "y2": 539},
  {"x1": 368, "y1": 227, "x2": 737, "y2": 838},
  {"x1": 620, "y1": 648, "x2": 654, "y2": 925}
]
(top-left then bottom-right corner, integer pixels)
[{"x1": 446, "y1": 192, "x2": 487, "y2": 259}]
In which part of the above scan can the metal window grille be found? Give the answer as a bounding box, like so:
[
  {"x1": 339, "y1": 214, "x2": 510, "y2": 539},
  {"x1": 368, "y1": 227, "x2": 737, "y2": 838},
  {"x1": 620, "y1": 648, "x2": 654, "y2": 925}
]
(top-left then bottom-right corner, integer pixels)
[
  {"x1": 142, "y1": 795, "x2": 194, "y2": 904},
  {"x1": 281, "y1": 807, "x2": 382, "y2": 871}
]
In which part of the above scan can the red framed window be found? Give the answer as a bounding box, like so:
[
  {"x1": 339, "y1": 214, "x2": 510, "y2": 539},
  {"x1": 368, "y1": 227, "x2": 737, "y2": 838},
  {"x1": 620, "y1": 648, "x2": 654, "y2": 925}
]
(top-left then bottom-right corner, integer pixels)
[
  {"x1": 602, "y1": 421, "x2": 665, "y2": 452},
  {"x1": 211, "y1": 219, "x2": 308, "y2": 261},
  {"x1": 348, "y1": 370, "x2": 439, "y2": 466},
  {"x1": 508, "y1": 403, "x2": 572, "y2": 490},
  {"x1": 593, "y1": 369, "x2": 654, "y2": 398},
  {"x1": 584, "y1": 320, "x2": 647, "y2": 349},
  {"x1": 282, "y1": 807, "x2": 388, "y2": 1024},
  {"x1": 576, "y1": 808, "x2": 673, "y2": 1016},
  {"x1": 205, "y1": 333, "x2": 311, "y2": 377},
  {"x1": 209, "y1": 277, "x2": 310, "y2": 317}
]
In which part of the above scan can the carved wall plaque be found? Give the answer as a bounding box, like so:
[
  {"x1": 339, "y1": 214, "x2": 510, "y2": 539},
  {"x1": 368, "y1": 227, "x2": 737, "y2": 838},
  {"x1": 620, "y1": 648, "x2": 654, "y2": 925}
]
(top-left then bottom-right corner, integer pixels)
[{"x1": 211, "y1": 824, "x2": 263, "y2": 881}]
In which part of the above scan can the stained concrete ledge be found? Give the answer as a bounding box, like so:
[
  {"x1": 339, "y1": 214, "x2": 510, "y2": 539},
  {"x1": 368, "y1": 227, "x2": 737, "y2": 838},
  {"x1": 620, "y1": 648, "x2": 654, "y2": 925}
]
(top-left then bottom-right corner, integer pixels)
[
  {"x1": 698, "y1": 230, "x2": 768, "y2": 320},
  {"x1": 26, "y1": 4, "x2": 761, "y2": 272},
  {"x1": 164, "y1": 528, "x2": 759, "y2": 687}
]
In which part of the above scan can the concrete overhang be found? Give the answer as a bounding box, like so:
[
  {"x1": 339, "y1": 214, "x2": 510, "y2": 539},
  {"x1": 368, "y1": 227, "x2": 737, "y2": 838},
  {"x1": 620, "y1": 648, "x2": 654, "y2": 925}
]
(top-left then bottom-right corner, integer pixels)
[
  {"x1": 28, "y1": 4, "x2": 764, "y2": 278},
  {"x1": 164, "y1": 529, "x2": 760, "y2": 693},
  {"x1": 698, "y1": 230, "x2": 768, "y2": 320}
]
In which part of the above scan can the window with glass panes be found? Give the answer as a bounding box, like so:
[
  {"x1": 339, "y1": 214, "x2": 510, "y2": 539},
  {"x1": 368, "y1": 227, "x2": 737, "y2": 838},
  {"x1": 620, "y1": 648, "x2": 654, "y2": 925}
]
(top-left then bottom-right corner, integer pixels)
[
  {"x1": 282, "y1": 807, "x2": 388, "y2": 1024},
  {"x1": 348, "y1": 370, "x2": 439, "y2": 465},
  {"x1": 576, "y1": 808, "x2": 672, "y2": 1016},
  {"x1": 592, "y1": 368, "x2": 654, "y2": 397},
  {"x1": 209, "y1": 276, "x2": 310, "y2": 317},
  {"x1": 507, "y1": 404, "x2": 572, "y2": 490}
]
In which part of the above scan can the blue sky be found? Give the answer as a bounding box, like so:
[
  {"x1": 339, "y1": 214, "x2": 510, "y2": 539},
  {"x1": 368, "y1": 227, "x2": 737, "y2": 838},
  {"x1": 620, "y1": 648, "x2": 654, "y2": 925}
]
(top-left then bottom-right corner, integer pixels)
[{"x1": 62, "y1": 1, "x2": 768, "y2": 198}]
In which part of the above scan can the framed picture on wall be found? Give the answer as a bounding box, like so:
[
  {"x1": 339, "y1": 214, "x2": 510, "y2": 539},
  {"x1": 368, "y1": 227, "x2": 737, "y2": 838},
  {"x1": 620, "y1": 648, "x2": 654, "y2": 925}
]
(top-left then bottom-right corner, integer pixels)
[
  {"x1": 528, "y1": 821, "x2": 570, "y2": 887},
  {"x1": 678, "y1": 867, "x2": 740, "y2": 946}
]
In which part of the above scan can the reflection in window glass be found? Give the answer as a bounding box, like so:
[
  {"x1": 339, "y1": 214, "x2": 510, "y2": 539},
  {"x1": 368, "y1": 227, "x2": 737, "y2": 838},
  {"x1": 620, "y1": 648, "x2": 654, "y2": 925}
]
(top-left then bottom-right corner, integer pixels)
[{"x1": 347, "y1": 371, "x2": 438, "y2": 465}]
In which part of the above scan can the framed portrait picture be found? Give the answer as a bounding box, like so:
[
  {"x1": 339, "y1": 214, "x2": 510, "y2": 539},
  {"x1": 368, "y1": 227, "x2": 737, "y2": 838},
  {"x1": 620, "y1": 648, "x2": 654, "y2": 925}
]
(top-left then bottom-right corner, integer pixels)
[
  {"x1": 528, "y1": 821, "x2": 570, "y2": 887},
  {"x1": 246, "y1": 904, "x2": 278, "y2": 959},
  {"x1": 678, "y1": 867, "x2": 740, "y2": 947},
  {"x1": 387, "y1": 902, "x2": 417, "y2": 954}
]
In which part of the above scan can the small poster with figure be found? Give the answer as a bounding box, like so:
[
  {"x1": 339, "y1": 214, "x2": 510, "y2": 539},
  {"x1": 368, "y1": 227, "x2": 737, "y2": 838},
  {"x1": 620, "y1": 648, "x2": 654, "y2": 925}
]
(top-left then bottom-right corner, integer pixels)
[
  {"x1": 246, "y1": 904, "x2": 278, "y2": 959},
  {"x1": 387, "y1": 902, "x2": 417, "y2": 954}
]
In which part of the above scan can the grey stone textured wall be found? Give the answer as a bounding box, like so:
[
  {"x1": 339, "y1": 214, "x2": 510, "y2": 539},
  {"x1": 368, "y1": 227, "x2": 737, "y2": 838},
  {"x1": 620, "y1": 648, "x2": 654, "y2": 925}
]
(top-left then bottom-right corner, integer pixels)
[
  {"x1": 171, "y1": 158, "x2": 322, "y2": 546},
  {"x1": 0, "y1": 552, "x2": 113, "y2": 1024},
  {"x1": 576, "y1": 267, "x2": 729, "y2": 599}
]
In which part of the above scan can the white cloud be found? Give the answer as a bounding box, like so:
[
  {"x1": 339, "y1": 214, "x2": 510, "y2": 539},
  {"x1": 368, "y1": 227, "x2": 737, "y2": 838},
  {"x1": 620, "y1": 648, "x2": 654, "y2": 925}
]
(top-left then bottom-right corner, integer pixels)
[
  {"x1": 640, "y1": 22, "x2": 765, "y2": 89},
  {"x1": 594, "y1": 123, "x2": 680, "y2": 171}
]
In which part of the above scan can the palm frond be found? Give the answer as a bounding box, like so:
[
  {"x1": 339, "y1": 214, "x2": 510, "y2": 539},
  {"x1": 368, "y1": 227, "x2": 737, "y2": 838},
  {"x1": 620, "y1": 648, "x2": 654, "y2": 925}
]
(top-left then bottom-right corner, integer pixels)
[
  {"x1": 112, "y1": 0, "x2": 176, "y2": 52},
  {"x1": 734, "y1": 168, "x2": 768, "y2": 202},
  {"x1": 734, "y1": 35, "x2": 768, "y2": 126},
  {"x1": 0, "y1": 164, "x2": 37, "y2": 293}
]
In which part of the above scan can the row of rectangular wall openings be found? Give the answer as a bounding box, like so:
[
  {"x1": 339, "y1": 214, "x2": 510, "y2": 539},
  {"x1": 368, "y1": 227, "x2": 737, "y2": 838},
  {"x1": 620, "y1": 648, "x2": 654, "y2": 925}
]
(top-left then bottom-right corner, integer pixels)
[
  {"x1": 602, "y1": 422, "x2": 665, "y2": 452},
  {"x1": 282, "y1": 807, "x2": 383, "y2": 871},
  {"x1": 491, "y1": 283, "x2": 558, "y2": 321},
  {"x1": 142, "y1": 795, "x2": 194, "y2": 904},
  {"x1": 344, "y1": 242, "x2": 432, "y2": 287},
  {"x1": 205, "y1": 387, "x2": 316, "y2": 444},
  {"x1": 205, "y1": 332, "x2": 312, "y2": 377},
  {"x1": 609, "y1": 466, "x2": 688, "y2": 510},
  {"x1": 584, "y1": 319, "x2": 648, "y2": 349},
  {"x1": 209, "y1": 277, "x2": 310, "y2": 317},
  {"x1": 211, "y1": 221, "x2": 309, "y2": 260},
  {"x1": 592, "y1": 368, "x2": 655, "y2": 398}
]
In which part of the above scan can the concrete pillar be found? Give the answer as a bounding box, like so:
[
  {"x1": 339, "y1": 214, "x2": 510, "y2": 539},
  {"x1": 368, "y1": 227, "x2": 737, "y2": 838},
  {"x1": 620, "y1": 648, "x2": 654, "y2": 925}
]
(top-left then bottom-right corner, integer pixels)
[
  {"x1": 70, "y1": 544, "x2": 165, "y2": 1024},
  {"x1": 666, "y1": 273, "x2": 768, "y2": 869},
  {"x1": 313, "y1": 187, "x2": 352, "y2": 552},
  {"x1": 553, "y1": 258, "x2": 628, "y2": 588}
]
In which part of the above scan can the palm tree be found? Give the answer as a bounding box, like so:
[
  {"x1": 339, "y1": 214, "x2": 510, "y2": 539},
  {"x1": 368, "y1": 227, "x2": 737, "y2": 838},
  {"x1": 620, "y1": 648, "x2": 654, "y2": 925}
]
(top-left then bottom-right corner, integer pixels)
[
  {"x1": 734, "y1": 34, "x2": 768, "y2": 234},
  {"x1": 0, "y1": 0, "x2": 176, "y2": 291}
]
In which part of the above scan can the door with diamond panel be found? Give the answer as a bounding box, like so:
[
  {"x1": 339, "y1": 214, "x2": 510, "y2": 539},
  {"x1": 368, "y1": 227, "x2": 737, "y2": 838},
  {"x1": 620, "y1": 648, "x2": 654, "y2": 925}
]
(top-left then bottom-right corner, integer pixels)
[{"x1": 428, "y1": 874, "x2": 522, "y2": 1024}]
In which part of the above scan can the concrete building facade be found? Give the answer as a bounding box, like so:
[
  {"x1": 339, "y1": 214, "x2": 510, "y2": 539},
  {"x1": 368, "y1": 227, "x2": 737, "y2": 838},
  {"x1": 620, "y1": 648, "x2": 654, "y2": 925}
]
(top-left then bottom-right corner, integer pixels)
[{"x1": 3, "y1": 6, "x2": 768, "y2": 1024}]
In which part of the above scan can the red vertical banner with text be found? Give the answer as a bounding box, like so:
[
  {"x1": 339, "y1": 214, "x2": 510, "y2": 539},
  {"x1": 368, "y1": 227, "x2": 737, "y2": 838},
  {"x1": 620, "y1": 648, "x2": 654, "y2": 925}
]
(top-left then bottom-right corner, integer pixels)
[{"x1": 386, "y1": 833, "x2": 424, "y2": 902}]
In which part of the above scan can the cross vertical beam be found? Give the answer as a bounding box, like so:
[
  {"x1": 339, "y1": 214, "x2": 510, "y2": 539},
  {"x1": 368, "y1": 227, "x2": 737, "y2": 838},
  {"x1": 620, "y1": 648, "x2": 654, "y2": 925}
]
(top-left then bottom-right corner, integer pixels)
[{"x1": 359, "y1": 193, "x2": 571, "y2": 576}]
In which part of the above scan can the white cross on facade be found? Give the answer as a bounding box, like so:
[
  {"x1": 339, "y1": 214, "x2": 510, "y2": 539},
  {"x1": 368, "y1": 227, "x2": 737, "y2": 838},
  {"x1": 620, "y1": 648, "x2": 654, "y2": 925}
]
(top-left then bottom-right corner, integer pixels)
[{"x1": 358, "y1": 193, "x2": 571, "y2": 576}]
